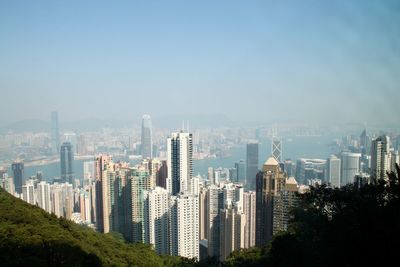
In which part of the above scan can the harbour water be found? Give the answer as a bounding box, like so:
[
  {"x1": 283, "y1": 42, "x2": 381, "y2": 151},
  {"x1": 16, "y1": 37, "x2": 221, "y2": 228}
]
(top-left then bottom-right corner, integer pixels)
[{"x1": 10, "y1": 135, "x2": 338, "y2": 182}]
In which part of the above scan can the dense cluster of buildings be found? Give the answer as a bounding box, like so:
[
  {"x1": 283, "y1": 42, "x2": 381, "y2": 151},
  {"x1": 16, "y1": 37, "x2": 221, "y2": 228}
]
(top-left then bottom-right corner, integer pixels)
[{"x1": 1, "y1": 114, "x2": 399, "y2": 262}]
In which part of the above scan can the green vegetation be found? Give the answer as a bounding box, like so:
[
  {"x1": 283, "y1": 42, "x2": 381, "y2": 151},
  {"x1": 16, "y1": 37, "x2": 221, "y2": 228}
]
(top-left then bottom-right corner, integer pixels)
[
  {"x1": 0, "y1": 189, "x2": 183, "y2": 267},
  {"x1": 226, "y1": 164, "x2": 400, "y2": 267}
]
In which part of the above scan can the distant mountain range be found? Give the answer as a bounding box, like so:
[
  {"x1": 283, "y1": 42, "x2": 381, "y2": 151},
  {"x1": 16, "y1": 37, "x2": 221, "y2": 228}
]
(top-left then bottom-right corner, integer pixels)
[{"x1": 0, "y1": 114, "x2": 242, "y2": 133}]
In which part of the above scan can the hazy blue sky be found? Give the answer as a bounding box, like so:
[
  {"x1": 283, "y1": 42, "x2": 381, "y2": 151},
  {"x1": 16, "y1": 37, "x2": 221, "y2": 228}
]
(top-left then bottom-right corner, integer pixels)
[{"x1": 0, "y1": 0, "x2": 399, "y2": 126}]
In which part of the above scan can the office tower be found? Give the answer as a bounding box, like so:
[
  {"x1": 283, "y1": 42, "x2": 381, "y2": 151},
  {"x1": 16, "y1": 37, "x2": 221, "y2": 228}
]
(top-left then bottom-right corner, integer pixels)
[
  {"x1": 199, "y1": 187, "x2": 209, "y2": 240},
  {"x1": 167, "y1": 132, "x2": 193, "y2": 195},
  {"x1": 170, "y1": 194, "x2": 199, "y2": 259},
  {"x1": 235, "y1": 160, "x2": 246, "y2": 184},
  {"x1": 95, "y1": 155, "x2": 112, "y2": 233},
  {"x1": 243, "y1": 191, "x2": 256, "y2": 248},
  {"x1": 340, "y1": 152, "x2": 361, "y2": 186},
  {"x1": 143, "y1": 187, "x2": 170, "y2": 255},
  {"x1": 256, "y1": 157, "x2": 286, "y2": 246},
  {"x1": 51, "y1": 111, "x2": 60, "y2": 155},
  {"x1": 141, "y1": 114, "x2": 153, "y2": 159},
  {"x1": 272, "y1": 177, "x2": 299, "y2": 235},
  {"x1": 37, "y1": 181, "x2": 51, "y2": 213},
  {"x1": 22, "y1": 179, "x2": 35, "y2": 205},
  {"x1": 60, "y1": 142, "x2": 74, "y2": 184},
  {"x1": 83, "y1": 161, "x2": 96, "y2": 186},
  {"x1": 271, "y1": 136, "x2": 282, "y2": 163},
  {"x1": 246, "y1": 143, "x2": 259, "y2": 190},
  {"x1": 327, "y1": 155, "x2": 341, "y2": 188},
  {"x1": 295, "y1": 158, "x2": 327, "y2": 185},
  {"x1": 156, "y1": 160, "x2": 168, "y2": 189},
  {"x1": 207, "y1": 185, "x2": 223, "y2": 257},
  {"x1": 12, "y1": 161, "x2": 24, "y2": 194},
  {"x1": 371, "y1": 135, "x2": 390, "y2": 180},
  {"x1": 219, "y1": 207, "x2": 246, "y2": 261},
  {"x1": 0, "y1": 173, "x2": 15, "y2": 195}
]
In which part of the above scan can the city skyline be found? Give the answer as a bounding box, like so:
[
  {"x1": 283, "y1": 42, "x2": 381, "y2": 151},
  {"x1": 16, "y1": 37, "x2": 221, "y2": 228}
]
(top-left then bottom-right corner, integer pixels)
[{"x1": 0, "y1": 1, "x2": 399, "y2": 126}]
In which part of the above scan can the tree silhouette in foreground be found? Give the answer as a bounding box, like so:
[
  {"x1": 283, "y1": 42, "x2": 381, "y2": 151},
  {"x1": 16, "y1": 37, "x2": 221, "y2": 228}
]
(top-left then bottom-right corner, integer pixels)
[{"x1": 226, "y1": 164, "x2": 400, "y2": 267}]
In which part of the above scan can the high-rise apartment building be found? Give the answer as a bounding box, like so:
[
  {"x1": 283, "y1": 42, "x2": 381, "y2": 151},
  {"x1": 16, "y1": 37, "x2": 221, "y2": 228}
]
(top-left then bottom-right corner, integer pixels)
[
  {"x1": 371, "y1": 135, "x2": 390, "y2": 180},
  {"x1": 22, "y1": 179, "x2": 35, "y2": 205},
  {"x1": 37, "y1": 181, "x2": 51, "y2": 213},
  {"x1": 243, "y1": 191, "x2": 256, "y2": 248},
  {"x1": 144, "y1": 187, "x2": 170, "y2": 255},
  {"x1": 219, "y1": 207, "x2": 246, "y2": 261},
  {"x1": 167, "y1": 132, "x2": 193, "y2": 195},
  {"x1": 170, "y1": 194, "x2": 199, "y2": 259}
]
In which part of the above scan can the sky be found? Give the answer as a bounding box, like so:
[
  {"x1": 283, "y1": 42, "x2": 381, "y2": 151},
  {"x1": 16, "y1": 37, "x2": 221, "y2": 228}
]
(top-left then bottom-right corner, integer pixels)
[{"x1": 0, "y1": 0, "x2": 399, "y2": 126}]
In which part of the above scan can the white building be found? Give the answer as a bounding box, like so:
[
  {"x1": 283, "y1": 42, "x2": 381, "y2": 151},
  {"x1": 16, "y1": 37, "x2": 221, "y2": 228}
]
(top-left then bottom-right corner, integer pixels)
[
  {"x1": 167, "y1": 132, "x2": 193, "y2": 195},
  {"x1": 340, "y1": 152, "x2": 361, "y2": 186},
  {"x1": 37, "y1": 181, "x2": 51, "y2": 213},
  {"x1": 170, "y1": 193, "x2": 199, "y2": 259},
  {"x1": 144, "y1": 186, "x2": 170, "y2": 255},
  {"x1": 22, "y1": 179, "x2": 35, "y2": 205},
  {"x1": 327, "y1": 155, "x2": 341, "y2": 188}
]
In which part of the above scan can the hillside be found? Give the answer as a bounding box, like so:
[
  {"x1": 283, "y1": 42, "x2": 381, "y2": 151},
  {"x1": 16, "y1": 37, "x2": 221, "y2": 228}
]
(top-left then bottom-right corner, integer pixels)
[{"x1": 0, "y1": 189, "x2": 181, "y2": 267}]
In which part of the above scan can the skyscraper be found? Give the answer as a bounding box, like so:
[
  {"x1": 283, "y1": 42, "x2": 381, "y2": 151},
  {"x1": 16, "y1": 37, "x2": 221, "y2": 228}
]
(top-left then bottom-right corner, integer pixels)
[
  {"x1": 340, "y1": 152, "x2": 361, "y2": 186},
  {"x1": 12, "y1": 161, "x2": 24, "y2": 194},
  {"x1": 246, "y1": 143, "x2": 259, "y2": 190},
  {"x1": 51, "y1": 111, "x2": 60, "y2": 155},
  {"x1": 371, "y1": 135, "x2": 390, "y2": 180},
  {"x1": 167, "y1": 132, "x2": 193, "y2": 196},
  {"x1": 141, "y1": 114, "x2": 153, "y2": 159},
  {"x1": 271, "y1": 136, "x2": 282, "y2": 163},
  {"x1": 60, "y1": 142, "x2": 74, "y2": 184},
  {"x1": 327, "y1": 155, "x2": 341, "y2": 188},
  {"x1": 256, "y1": 157, "x2": 286, "y2": 246},
  {"x1": 235, "y1": 160, "x2": 246, "y2": 184}
]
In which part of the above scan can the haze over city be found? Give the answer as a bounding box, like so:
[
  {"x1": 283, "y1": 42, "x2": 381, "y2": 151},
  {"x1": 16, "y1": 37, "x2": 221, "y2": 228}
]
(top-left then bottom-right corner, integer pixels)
[
  {"x1": 1, "y1": 0, "x2": 399, "y2": 126},
  {"x1": 1, "y1": 1, "x2": 400, "y2": 266}
]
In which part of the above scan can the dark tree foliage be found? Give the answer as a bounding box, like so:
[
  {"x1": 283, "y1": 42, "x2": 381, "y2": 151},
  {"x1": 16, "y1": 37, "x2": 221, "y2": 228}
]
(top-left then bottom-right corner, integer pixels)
[{"x1": 226, "y1": 164, "x2": 400, "y2": 267}]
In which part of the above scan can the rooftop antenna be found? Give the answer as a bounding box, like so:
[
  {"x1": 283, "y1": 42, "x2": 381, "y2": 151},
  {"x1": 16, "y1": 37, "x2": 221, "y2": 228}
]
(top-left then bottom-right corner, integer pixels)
[{"x1": 187, "y1": 120, "x2": 190, "y2": 133}]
